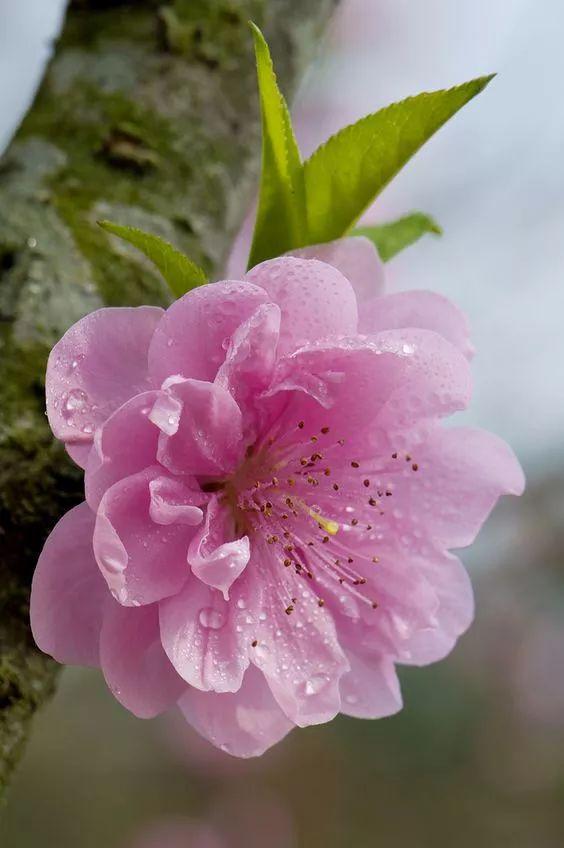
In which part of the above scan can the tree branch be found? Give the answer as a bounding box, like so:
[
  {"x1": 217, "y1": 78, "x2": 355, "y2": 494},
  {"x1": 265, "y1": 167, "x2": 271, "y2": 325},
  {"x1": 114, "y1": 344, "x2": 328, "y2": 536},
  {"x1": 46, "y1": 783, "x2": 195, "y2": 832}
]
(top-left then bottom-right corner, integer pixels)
[{"x1": 0, "y1": 0, "x2": 337, "y2": 799}]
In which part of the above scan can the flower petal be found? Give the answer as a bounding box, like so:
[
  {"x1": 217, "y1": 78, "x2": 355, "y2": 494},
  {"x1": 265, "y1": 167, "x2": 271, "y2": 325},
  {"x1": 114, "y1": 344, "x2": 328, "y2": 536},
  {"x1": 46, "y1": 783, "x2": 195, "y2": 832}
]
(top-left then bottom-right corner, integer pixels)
[
  {"x1": 100, "y1": 601, "x2": 185, "y2": 718},
  {"x1": 245, "y1": 256, "x2": 358, "y2": 355},
  {"x1": 46, "y1": 306, "x2": 163, "y2": 445},
  {"x1": 394, "y1": 552, "x2": 475, "y2": 666},
  {"x1": 288, "y1": 236, "x2": 385, "y2": 303},
  {"x1": 159, "y1": 576, "x2": 250, "y2": 693},
  {"x1": 360, "y1": 289, "x2": 473, "y2": 359},
  {"x1": 150, "y1": 378, "x2": 244, "y2": 477},
  {"x1": 339, "y1": 651, "x2": 402, "y2": 719},
  {"x1": 149, "y1": 476, "x2": 205, "y2": 526},
  {"x1": 178, "y1": 665, "x2": 293, "y2": 757},
  {"x1": 85, "y1": 390, "x2": 161, "y2": 510},
  {"x1": 215, "y1": 302, "x2": 281, "y2": 432},
  {"x1": 260, "y1": 329, "x2": 472, "y2": 459},
  {"x1": 390, "y1": 425, "x2": 525, "y2": 550},
  {"x1": 65, "y1": 442, "x2": 92, "y2": 469},
  {"x1": 94, "y1": 467, "x2": 200, "y2": 606},
  {"x1": 244, "y1": 549, "x2": 349, "y2": 728},
  {"x1": 30, "y1": 503, "x2": 106, "y2": 667},
  {"x1": 148, "y1": 281, "x2": 269, "y2": 386},
  {"x1": 188, "y1": 496, "x2": 250, "y2": 600}
]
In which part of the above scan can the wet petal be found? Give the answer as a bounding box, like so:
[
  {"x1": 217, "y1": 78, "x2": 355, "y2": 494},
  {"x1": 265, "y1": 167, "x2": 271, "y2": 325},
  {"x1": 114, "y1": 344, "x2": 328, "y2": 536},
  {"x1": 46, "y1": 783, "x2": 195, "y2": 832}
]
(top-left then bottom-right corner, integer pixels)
[
  {"x1": 85, "y1": 390, "x2": 161, "y2": 510},
  {"x1": 150, "y1": 378, "x2": 244, "y2": 477},
  {"x1": 260, "y1": 329, "x2": 472, "y2": 459},
  {"x1": 94, "y1": 467, "x2": 200, "y2": 606},
  {"x1": 188, "y1": 496, "x2": 250, "y2": 600},
  {"x1": 148, "y1": 281, "x2": 269, "y2": 386},
  {"x1": 179, "y1": 665, "x2": 293, "y2": 757},
  {"x1": 360, "y1": 289, "x2": 473, "y2": 359},
  {"x1": 159, "y1": 576, "x2": 250, "y2": 693},
  {"x1": 245, "y1": 256, "x2": 358, "y2": 355},
  {"x1": 244, "y1": 550, "x2": 349, "y2": 728},
  {"x1": 390, "y1": 425, "x2": 525, "y2": 549},
  {"x1": 339, "y1": 651, "x2": 402, "y2": 719},
  {"x1": 288, "y1": 236, "x2": 385, "y2": 303},
  {"x1": 30, "y1": 503, "x2": 106, "y2": 667},
  {"x1": 46, "y1": 306, "x2": 162, "y2": 445},
  {"x1": 215, "y1": 302, "x2": 281, "y2": 433},
  {"x1": 100, "y1": 602, "x2": 185, "y2": 718}
]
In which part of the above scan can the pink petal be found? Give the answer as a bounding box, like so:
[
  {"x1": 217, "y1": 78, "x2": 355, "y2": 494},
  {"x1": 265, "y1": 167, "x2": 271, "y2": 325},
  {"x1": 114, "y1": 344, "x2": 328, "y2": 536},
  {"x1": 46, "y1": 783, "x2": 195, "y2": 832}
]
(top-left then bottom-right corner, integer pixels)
[
  {"x1": 94, "y1": 467, "x2": 199, "y2": 606},
  {"x1": 148, "y1": 281, "x2": 269, "y2": 386},
  {"x1": 339, "y1": 651, "x2": 402, "y2": 719},
  {"x1": 149, "y1": 476, "x2": 204, "y2": 526},
  {"x1": 159, "y1": 576, "x2": 250, "y2": 693},
  {"x1": 391, "y1": 425, "x2": 525, "y2": 550},
  {"x1": 245, "y1": 257, "x2": 358, "y2": 355},
  {"x1": 178, "y1": 665, "x2": 293, "y2": 758},
  {"x1": 46, "y1": 306, "x2": 163, "y2": 445},
  {"x1": 150, "y1": 378, "x2": 244, "y2": 477},
  {"x1": 360, "y1": 289, "x2": 473, "y2": 359},
  {"x1": 215, "y1": 303, "x2": 281, "y2": 431},
  {"x1": 188, "y1": 496, "x2": 250, "y2": 600},
  {"x1": 65, "y1": 442, "x2": 92, "y2": 469},
  {"x1": 30, "y1": 502, "x2": 106, "y2": 667},
  {"x1": 395, "y1": 552, "x2": 475, "y2": 666},
  {"x1": 244, "y1": 552, "x2": 349, "y2": 727},
  {"x1": 100, "y1": 601, "x2": 185, "y2": 718},
  {"x1": 85, "y1": 390, "x2": 161, "y2": 510},
  {"x1": 261, "y1": 329, "x2": 472, "y2": 459},
  {"x1": 288, "y1": 236, "x2": 385, "y2": 303}
]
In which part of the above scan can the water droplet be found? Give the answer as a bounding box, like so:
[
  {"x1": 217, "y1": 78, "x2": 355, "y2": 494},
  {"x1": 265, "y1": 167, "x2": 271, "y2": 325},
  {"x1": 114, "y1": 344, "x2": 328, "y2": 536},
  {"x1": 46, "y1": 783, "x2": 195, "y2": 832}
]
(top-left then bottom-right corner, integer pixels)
[
  {"x1": 303, "y1": 673, "x2": 329, "y2": 697},
  {"x1": 258, "y1": 611, "x2": 267, "y2": 621},
  {"x1": 198, "y1": 607, "x2": 225, "y2": 630},
  {"x1": 62, "y1": 388, "x2": 87, "y2": 417},
  {"x1": 236, "y1": 598, "x2": 246, "y2": 609}
]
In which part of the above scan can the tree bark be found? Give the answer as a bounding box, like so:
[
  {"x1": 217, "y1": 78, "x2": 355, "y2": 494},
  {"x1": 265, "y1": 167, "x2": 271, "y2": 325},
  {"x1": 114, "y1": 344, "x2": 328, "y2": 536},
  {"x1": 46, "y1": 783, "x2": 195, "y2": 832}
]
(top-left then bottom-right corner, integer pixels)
[{"x1": 0, "y1": 0, "x2": 336, "y2": 799}]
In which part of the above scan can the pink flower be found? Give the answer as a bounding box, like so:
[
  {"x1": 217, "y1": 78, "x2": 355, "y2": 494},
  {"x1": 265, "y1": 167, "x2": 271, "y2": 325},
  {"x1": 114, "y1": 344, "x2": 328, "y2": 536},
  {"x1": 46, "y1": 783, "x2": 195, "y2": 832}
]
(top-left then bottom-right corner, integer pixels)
[{"x1": 31, "y1": 238, "x2": 524, "y2": 756}]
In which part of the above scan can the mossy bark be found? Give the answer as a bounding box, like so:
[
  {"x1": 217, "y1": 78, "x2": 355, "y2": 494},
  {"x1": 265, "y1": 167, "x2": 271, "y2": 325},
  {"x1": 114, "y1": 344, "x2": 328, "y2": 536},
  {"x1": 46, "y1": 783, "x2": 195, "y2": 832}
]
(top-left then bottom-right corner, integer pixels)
[{"x1": 0, "y1": 0, "x2": 336, "y2": 800}]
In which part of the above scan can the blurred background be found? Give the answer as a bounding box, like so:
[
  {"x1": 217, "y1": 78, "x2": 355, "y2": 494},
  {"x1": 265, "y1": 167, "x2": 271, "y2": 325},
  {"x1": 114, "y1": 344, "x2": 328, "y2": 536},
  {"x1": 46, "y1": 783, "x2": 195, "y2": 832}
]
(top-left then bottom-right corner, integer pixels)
[{"x1": 1, "y1": 1, "x2": 564, "y2": 845}]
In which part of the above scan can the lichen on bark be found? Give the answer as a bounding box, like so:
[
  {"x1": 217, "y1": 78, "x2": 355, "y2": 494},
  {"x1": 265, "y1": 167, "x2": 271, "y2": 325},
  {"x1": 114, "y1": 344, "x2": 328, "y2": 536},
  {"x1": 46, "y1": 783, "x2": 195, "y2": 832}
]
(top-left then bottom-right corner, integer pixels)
[{"x1": 0, "y1": 0, "x2": 337, "y2": 800}]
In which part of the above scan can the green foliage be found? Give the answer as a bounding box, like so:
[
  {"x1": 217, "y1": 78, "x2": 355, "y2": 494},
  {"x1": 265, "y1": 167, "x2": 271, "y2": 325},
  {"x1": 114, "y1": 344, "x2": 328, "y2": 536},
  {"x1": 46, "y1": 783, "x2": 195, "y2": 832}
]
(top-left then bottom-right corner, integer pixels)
[
  {"x1": 247, "y1": 23, "x2": 307, "y2": 269},
  {"x1": 354, "y1": 212, "x2": 442, "y2": 262},
  {"x1": 303, "y1": 76, "x2": 494, "y2": 244},
  {"x1": 98, "y1": 221, "x2": 207, "y2": 298}
]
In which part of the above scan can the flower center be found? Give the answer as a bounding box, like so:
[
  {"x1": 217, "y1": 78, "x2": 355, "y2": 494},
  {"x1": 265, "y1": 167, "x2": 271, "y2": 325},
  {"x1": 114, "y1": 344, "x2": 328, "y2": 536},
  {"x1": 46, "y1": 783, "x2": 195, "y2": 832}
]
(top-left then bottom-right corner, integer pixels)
[{"x1": 212, "y1": 418, "x2": 420, "y2": 617}]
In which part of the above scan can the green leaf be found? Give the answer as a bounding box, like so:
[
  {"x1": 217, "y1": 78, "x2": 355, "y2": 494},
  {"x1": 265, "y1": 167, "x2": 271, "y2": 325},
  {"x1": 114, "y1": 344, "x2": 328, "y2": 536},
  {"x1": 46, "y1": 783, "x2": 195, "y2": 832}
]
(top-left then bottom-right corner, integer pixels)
[
  {"x1": 354, "y1": 212, "x2": 442, "y2": 262},
  {"x1": 304, "y1": 75, "x2": 494, "y2": 244},
  {"x1": 98, "y1": 221, "x2": 207, "y2": 298},
  {"x1": 247, "y1": 22, "x2": 307, "y2": 269}
]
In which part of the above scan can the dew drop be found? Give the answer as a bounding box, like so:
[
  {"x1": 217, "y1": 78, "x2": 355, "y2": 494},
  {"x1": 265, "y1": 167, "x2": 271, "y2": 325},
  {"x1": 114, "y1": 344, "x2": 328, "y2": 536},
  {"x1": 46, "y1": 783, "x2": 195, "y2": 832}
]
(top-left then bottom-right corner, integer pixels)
[
  {"x1": 302, "y1": 673, "x2": 329, "y2": 697},
  {"x1": 198, "y1": 607, "x2": 225, "y2": 630}
]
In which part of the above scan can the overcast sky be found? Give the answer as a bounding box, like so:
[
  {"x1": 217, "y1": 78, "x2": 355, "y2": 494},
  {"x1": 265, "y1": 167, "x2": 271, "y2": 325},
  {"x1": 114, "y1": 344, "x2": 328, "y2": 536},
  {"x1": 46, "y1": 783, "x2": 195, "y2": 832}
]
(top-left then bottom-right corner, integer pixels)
[{"x1": 1, "y1": 0, "x2": 562, "y2": 477}]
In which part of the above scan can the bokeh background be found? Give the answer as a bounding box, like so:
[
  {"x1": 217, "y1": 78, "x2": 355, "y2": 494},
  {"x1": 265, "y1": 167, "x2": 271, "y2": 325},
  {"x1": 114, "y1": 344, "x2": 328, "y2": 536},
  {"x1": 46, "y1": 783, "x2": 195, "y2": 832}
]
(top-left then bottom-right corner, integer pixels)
[{"x1": 1, "y1": 1, "x2": 564, "y2": 846}]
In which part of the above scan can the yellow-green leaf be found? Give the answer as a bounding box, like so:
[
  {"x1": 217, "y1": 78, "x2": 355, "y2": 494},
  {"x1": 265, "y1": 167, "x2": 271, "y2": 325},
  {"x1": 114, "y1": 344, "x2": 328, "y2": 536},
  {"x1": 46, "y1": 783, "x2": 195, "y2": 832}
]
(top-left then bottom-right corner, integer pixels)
[
  {"x1": 247, "y1": 22, "x2": 306, "y2": 269},
  {"x1": 98, "y1": 221, "x2": 207, "y2": 298},
  {"x1": 354, "y1": 212, "x2": 442, "y2": 262},
  {"x1": 304, "y1": 76, "x2": 494, "y2": 244}
]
